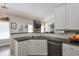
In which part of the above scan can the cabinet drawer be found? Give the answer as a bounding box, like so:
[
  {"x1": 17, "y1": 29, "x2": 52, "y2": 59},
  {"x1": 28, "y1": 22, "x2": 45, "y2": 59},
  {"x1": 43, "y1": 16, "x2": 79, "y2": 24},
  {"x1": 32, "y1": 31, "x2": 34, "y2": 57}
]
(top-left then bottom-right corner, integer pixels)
[{"x1": 63, "y1": 43, "x2": 79, "y2": 55}]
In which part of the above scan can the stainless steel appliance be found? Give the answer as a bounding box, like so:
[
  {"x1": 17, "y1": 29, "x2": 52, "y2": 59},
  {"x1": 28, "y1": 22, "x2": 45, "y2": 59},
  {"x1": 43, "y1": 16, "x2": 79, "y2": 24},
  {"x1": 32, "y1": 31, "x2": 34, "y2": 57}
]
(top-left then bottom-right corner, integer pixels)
[{"x1": 48, "y1": 39, "x2": 62, "y2": 56}]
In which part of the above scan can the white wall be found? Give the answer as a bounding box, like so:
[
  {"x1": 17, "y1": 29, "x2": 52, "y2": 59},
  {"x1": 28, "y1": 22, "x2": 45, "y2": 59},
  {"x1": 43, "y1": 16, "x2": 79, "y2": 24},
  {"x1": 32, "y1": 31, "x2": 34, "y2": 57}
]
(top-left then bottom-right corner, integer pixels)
[
  {"x1": 43, "y1": 13, "x2": 55, "y2": 32},
  {"x1": 0, "y1": 12, "x2": 33, "y2": 47},
  {"x1": 9, "y1": 15, "x2": 33, "y2": 33}
]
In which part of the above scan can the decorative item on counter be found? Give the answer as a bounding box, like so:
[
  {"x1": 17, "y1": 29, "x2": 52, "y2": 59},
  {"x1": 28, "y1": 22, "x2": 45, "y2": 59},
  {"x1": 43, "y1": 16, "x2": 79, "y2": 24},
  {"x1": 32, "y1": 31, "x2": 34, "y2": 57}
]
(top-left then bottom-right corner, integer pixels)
[
  {"x1": 68, "y1": 32, "x2": 79, "y2": 42},
  {"x1": 11, "y1": 22, "x2": 17, "y2": 29}
]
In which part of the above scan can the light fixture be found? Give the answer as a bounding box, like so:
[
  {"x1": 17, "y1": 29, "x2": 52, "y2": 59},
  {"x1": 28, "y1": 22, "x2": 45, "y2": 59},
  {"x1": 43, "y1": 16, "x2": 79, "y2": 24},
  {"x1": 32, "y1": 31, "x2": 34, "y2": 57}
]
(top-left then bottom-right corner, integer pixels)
[
  {"x1": 0, "y1": 15, "x2": 9, "y2": 21},
  {"x1": 1, "y1": 3, "x2": 8, "y2": 9}
]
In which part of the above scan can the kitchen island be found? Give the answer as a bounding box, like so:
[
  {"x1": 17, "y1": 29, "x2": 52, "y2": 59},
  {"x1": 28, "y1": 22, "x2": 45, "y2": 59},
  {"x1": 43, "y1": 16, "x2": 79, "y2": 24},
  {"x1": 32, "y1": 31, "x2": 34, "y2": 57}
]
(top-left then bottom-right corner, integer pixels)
[
  {"x1": 11, "y1": 33, "x2": 79, "y2": 56},
  {"x1": 13, "y1": 36, "x2": 48, "y2": 56}
]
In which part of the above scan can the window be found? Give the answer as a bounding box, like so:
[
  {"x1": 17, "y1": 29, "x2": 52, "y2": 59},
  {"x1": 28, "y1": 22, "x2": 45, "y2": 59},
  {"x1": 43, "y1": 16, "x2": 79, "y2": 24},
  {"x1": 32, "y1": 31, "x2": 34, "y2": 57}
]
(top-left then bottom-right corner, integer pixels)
[
  {"x1": 0, "y1": 21, "x2": 10, "y2": 39},
  {"x1": 28, "y1": 24, "x2": 33, "y2": 33},
  {"x1": 41, "y1": 26, "x2": 44, "y2": 33}
]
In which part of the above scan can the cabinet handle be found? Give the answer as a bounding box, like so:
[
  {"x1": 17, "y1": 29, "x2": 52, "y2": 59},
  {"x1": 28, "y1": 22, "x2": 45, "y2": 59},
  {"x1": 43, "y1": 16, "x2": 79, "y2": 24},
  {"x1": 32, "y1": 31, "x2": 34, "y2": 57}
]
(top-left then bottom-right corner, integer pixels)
[{"x1": 48, "y1": 41, "x2": 61, "y2": 46}]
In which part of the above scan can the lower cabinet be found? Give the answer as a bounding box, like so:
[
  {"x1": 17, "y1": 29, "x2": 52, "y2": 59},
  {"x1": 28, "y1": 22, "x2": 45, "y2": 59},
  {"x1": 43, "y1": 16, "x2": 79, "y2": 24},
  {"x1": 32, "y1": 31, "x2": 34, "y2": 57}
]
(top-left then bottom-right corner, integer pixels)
[
  {"x1": 28, "y1": 40, "x2": 38, "y2": 55},
  {"x1": 14, "y1": 39, "x2": 47, "y2": 56},
  {"x1": 62, "y1": 43, "x2": 79, "y2": 56},
  {"x1": 48, "y1": 40, "x2": 62, "y2": 56},
  {"x1": 13, "y1": 39, "x2": 79, "y2": 56},
  {"x1": 28, "y1": 40, "x2": 47, "y2": 56},
  {"x1": 63, "y1": 50, "x2": 77, "y2": 56},
  {"x1": 14, "y1": 40, "x2": 29, "y2": 56}
]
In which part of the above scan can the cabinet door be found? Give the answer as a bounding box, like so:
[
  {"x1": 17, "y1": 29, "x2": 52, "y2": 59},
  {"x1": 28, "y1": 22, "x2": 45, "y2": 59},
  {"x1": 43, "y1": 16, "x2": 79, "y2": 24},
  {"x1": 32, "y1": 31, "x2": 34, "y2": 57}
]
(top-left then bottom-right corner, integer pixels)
[
  {"x1": 55, "y1": 4, "x2": 66, "y2": 30},
  {"x1": 37, "y1": 40, "x2": 47, "y2": 55},
  {"x1": 28, "y1": 40, "x2": 38, "y2": 55},
  {"x1": 63, "y1": 50, "x2": 77, "y2": 56},
  {"x1": 18, "y1": 40, "x2": 29, "y2": 56},
  {"x1": 66, "y1": 4, "x2": 79, "y2": 30},
  {"x1": 62, "y1": 43, "x2": 79, "y2": 56},
  {"x1": 28, "y1": 40, "x2": 47, "y2": 56}
]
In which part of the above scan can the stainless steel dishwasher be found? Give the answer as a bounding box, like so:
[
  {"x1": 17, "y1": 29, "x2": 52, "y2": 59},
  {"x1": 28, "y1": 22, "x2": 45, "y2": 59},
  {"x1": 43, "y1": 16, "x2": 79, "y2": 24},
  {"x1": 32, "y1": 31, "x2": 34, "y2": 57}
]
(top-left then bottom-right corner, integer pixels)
[{"x1": 48, "y1": 39, "x2": 62, "y2": 56}]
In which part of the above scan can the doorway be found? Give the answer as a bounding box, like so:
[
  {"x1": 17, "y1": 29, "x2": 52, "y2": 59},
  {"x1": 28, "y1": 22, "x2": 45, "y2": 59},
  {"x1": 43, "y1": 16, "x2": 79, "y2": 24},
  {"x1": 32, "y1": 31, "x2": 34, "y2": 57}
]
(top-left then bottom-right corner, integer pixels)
[{"x1": 0, "y1": 20, "x2": 10, "y2": 56}]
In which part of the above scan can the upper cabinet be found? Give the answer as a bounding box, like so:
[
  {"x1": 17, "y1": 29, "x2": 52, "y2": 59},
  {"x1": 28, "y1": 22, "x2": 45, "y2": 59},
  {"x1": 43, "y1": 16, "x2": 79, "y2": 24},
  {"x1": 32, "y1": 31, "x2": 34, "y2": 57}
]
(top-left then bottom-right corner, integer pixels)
[
  {"x1": 54, "y1": 4, "x2": 66, "y2": 30},
  {"x1": 66, "y1": 4, "x2": 79, "y2": 30},
  {"x1": 54, "y1": 4, "x2": 79, "y2": 31}
]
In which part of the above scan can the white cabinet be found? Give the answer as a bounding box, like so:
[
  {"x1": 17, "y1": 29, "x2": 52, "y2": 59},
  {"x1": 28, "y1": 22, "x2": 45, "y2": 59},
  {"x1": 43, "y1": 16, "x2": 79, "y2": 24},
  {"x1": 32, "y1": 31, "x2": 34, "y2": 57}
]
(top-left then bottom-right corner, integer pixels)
[
  {"x1": 28, "y1": 40, "x2": 47, "y2": 56},
  {"x1": 28, "y1": 40, "x2": 38, "y2": 55},
  {"x1": 54, "y1": 4, "x2": 66, "y2": 30},
  {"x1": 66, "y1": 4, "x2": 79, "y2": 30},
  {"x1": 14, "y1": 39, "x2": 47, "y2": 56},
  {"x1": 14, "y1": 40, "x2": 29, "y2": 56},
  {"x1": 62, "y1": 43, "x2": 79, "y2": 56},
  {"x1": 63, "y1": 50, "x2": 77, "y2": 56},
  {"x1": 54, "y1": 4, "x2": 79, "y2": 30}
]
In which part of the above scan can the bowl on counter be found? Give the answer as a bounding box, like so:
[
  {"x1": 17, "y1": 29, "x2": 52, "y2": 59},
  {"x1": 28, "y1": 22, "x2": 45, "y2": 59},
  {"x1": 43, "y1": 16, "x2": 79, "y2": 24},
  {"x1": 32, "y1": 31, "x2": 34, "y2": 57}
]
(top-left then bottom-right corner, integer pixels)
[{"x1": 68, "y1": 34, "x2": 79, "y2": 42}]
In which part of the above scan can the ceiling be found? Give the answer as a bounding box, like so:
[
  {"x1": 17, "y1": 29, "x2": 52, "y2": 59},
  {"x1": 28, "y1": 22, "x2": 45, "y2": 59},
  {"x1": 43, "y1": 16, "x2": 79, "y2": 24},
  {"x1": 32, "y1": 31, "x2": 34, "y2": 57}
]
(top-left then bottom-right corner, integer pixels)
[{"x1": 0, "y1": 3, "x2": 63, "y2": 20}]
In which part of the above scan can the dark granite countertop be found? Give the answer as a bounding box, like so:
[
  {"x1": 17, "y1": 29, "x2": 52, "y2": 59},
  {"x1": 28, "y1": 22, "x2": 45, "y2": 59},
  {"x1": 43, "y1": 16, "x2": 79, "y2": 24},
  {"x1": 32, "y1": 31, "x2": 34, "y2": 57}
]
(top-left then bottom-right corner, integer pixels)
[
  {"x1": 14, "y1": 36, "x2": 48, "y2": 41},
  {"x1": 14, "y1": 36, "x2": 79, "y2": 46}
]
